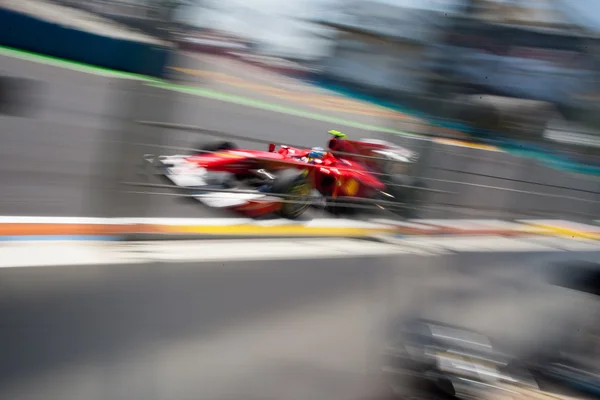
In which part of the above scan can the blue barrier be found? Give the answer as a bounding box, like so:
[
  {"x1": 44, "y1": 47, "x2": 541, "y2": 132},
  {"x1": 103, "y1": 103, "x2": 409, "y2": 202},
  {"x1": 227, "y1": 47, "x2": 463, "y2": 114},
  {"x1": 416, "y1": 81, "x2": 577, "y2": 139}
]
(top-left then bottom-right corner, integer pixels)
[{"x1": 0, "y1": 7, "x2": 169, "y2": 78}]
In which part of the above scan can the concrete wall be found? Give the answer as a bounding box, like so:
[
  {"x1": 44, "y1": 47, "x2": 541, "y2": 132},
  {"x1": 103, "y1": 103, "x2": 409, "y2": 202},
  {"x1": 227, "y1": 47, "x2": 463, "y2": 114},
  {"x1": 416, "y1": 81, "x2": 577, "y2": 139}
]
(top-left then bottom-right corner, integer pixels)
[{"x1": 385, "y1": 132, "x2": 600, "y2": 219}]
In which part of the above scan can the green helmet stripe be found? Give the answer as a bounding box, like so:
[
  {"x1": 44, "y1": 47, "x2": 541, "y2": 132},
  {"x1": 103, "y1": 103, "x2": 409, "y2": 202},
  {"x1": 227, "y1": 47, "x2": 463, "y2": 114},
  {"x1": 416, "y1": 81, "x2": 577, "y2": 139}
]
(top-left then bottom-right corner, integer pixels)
[{"x1": 328, "y1": 130, "x2": 347, "y2": 138}]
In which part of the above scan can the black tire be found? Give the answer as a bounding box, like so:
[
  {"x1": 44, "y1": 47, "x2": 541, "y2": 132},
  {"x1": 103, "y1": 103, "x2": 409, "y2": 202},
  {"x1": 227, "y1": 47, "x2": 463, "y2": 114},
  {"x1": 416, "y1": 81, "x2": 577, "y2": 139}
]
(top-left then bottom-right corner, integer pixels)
[
  {"x1": 270, "y1": 169, "x2": 311, "y2": 219},
  {"x1": 194, "y1": 141, "x2": 237, "y2": 154}
]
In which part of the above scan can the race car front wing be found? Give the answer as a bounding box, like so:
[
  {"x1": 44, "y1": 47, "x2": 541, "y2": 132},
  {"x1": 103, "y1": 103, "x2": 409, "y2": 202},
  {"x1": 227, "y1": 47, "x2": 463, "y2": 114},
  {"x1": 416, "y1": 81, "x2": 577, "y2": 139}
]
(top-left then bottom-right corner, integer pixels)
[{"x1": 143, "y1": 154, "x2": 324, "y2": 216}]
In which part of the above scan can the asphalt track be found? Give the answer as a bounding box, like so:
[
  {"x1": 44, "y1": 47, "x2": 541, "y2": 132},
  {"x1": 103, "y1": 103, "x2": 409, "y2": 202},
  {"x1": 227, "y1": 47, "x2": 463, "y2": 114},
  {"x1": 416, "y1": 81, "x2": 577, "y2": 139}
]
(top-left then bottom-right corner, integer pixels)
[
  {"x1": 1, "y1": 243, "x2": 598, "y2": 400},
  {"x1": 0, "y1": 52, "x2": 401, "y2": 220},
  {"x1": 1, "y1": 50, "x2": 599, "y2": 220}
]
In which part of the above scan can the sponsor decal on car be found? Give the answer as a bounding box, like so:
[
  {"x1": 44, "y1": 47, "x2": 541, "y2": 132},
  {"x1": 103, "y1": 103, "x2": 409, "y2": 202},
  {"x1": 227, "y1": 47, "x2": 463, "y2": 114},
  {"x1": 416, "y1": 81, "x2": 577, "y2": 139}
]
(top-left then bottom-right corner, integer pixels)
[
  {"x1": 212, "y1": 152, "x2": 246, "y2": 158},
  {"x1": 343, "y1": 178, "x2": 360, "y2": 196}
]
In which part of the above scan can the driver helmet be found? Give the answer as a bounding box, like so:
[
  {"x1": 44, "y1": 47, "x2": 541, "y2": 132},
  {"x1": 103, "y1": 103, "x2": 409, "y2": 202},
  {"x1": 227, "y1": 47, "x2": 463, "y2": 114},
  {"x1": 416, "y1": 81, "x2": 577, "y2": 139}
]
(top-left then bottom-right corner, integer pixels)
[
  {"x1": 328, "y1": 130, "x2": 346, "y2": 138},
  {"x1": 308, "y1": 147, "x2": 326, "y2": 160},
  {"x1": 328, "y1": 130, "x2": 346, "y2": 150}
]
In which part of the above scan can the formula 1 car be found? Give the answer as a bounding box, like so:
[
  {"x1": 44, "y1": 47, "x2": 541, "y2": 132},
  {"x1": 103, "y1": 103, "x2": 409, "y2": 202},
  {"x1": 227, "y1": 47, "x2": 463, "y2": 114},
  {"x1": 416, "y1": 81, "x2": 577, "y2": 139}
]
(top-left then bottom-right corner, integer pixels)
[
  {"x1": 382, "y1": 318, "x2": 539, "y2": 399},
  {"x1": 145, "y1": 131, "x2": 426, "y2": 218},
  {"x1": 145, "y1": 140, "x2": 393, "y2": 218},
  {"x1": 327, "y1": 130, "x2": 419, "y2": 176},
  {"x1": 326, "y1": 130, "x2": 427, "y2": 213}
]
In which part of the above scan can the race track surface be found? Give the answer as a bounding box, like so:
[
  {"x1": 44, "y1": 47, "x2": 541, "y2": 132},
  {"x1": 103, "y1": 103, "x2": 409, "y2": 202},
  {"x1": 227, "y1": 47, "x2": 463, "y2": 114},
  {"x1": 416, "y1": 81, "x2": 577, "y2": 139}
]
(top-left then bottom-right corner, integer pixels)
[
  {"x1": 0, "y1": 53, "x2": 400, "y2": 219},
  {"x1": 1, "y1": 50, "x2": 599, "y2": 220},
  {"x1": 0, "y1": 240, "x2": 597, "y2": 400}
]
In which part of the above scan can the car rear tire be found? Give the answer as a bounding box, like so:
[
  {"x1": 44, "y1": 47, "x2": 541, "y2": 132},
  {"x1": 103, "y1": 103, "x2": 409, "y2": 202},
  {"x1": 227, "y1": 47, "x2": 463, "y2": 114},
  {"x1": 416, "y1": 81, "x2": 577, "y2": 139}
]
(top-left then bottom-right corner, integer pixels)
[
  {"x1": 270, "y1": 169, "x2": 311, "y2": 219},
  {"x1": 195, "y1": 141, "x2": 237, "y2": 154}
]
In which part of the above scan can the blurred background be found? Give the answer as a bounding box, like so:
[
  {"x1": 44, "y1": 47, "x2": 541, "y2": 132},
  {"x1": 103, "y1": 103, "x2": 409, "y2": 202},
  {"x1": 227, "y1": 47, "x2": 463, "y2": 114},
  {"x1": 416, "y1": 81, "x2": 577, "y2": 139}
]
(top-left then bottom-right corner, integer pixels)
[{"x1": 1, "y1": 0, "x2": 600, "y2": 399}]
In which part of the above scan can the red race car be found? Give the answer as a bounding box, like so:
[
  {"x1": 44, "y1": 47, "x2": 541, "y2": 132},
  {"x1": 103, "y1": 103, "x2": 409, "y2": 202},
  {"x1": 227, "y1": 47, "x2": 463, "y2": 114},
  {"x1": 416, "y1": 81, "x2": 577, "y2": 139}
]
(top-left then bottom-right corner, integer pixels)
[
  {"x1": 145, "y1": 132, "x2": 424, "y2": 218},
  {"x1": 326, "y1": 130, "x2": 419, "y2": 176},
  {"x1": 327, "y1": 130, "x2": 427, "y2": 214}
]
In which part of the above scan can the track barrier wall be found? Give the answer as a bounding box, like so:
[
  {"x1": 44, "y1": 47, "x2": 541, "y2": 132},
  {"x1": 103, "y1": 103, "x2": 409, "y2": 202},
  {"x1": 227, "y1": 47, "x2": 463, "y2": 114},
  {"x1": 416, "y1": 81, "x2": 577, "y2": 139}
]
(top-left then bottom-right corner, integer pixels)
[
  {"x1": 407, "y1": 138, "x2": 600, "y2": 219},
  {"x1": 0, "y1": 7, "x2": 170, "y2": 78}
]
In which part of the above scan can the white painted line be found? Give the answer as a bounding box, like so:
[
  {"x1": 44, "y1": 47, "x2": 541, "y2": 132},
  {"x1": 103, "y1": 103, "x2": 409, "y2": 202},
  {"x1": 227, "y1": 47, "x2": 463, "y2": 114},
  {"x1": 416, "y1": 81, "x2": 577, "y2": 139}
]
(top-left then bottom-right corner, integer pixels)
[
  {"x1": 441, "y1": 236, "x2": 562, "y2": 252},
  {"x1": 371, "y1": 219, "x2": 439, "y2": 230},
  {"x1": 302, "y1": 219, "x2": 391, "y2": 229},
  {"x1": 247, "y1": 219, "x2": 308, "y2": 227},
  {"x1": 0, "y1": 239, "x2": 412, "y2": 268},
  {"x1": 0, "y1": 216, "x2": 125, "y2": 224},
  {"x1": 138, "y1": 239, "x2": 410, "y2": 262},
  {"x1": 247, "y1": 218, "x2": 384, "y2": 228},
  {"x1": 392, "y1": 236, "x2": 562, "y2": 253},
  {"x1": 121, "y1": 218, "x2": 254, "y2": 226},
  {"x1": 368, "y1": 235, "x2": 450, "y2": 255},
  {"x1": 522, "y1": 236, "x2": 600, "y2": 251},
  {"x1": 2, "y1": 234, "x2": 597, "y2": 269},
  {"x1": 0, "y1": 242, "x2": 143, "y2": 268},
  {"x1": 411, "y1": 219, "x2": 524, "y2": 230}
]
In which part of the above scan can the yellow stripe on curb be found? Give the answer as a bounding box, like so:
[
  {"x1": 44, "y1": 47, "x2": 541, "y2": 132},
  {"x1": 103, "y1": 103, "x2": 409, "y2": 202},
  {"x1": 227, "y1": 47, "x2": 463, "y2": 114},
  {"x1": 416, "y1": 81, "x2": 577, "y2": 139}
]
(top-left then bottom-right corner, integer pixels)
[
  {"x1": 152, "y1": 224, "x2": 398, "y2": 237},
  {"x1": 522, "y1": 223, "x2": 600, "y2": 240},
  {"x1": 516, "y1": 226, "x2": 552, "y2": 235},
  {"x1": 1, "y1": 217, "x2": 597, "y2": 240}
]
